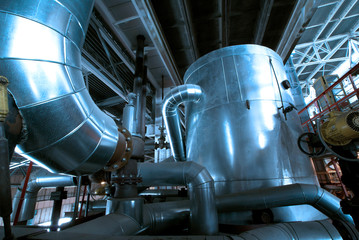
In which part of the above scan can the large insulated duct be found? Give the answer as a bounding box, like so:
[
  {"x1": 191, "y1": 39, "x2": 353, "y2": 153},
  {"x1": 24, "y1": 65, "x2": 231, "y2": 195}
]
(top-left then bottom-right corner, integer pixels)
[
  {"x1": 162, "y1": 84, "x2": 203, "y2": 161},
  {"x1": 0, "y1": 0, "x2": 127, "y2": 175},
  {"x1": 62, "y1": 201, "x2": 190, "y2": 236},
  {"x1": 11, "y1": 169, "x2": 76, "y2": 222},
  {"x1": 237, "y1": 221, "x2": 344, "y2": 240},
  {"x1": 137, "y1": 162, "x2": 218, "y2": 235},
  {"x1": 216, "y1": 183, "x2": 353, "y2": 224}
]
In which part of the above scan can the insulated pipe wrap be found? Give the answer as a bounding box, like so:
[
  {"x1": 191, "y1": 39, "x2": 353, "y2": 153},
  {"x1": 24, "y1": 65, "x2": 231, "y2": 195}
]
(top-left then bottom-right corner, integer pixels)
[
  {"x1": 0, "y1": 0, "x2": 122, "y2": 174},
  {"x1": 62, "y1": 201, "x2": 190, "y2": 236},
  {"x1": 138, "y1": 162, "x2": 218, "y2": 235},
  {"x1": 216, "y1": 183, "x2": 353, "y2": 224},
  {"x1": 162, "y1": 84, "x2": 203, "y2": 161},
  {"x1": 11, "y1": 169, "x2": 76, "y2": 222},
  {"x1": 237, "y1": 221, "x2": 343, "y2": 240}
]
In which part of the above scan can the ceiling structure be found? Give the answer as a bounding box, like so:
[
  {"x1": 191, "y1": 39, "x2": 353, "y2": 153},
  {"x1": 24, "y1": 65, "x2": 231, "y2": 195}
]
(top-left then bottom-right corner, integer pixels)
[
  {"x1": 291, "y1": 0, "x2": 359, "y2": 97},
  {"x1": 81, "y1": 0, "x2": 319, "y2": 120}
]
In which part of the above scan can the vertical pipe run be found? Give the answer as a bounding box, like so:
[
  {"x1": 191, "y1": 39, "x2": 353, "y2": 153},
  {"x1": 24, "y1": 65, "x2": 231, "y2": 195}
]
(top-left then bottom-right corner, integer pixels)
[
  {"x1": 73, "y1": 176, "x2": 82, "y2": 220},
  {"x1": 50, "y1": 187, "x2": 65, "y2": 231},
  {"x1": 0, "y1": 123, "x2": 14, "y2": 239},
  {"x1": 122, "y1": 93, "x2": 136, "y2": 134},
  {"x1": 133, "y1": 35, "x2": 146, "y2": 138},
  {"x1": 0, "y1": 76, "x2": 14, "y2": 239}
]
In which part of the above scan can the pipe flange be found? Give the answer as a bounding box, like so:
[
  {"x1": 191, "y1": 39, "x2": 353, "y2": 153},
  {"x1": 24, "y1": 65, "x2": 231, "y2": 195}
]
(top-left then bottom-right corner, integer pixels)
[{"x1": 104, "y1": 126, "x2": 133, "y2": 172}]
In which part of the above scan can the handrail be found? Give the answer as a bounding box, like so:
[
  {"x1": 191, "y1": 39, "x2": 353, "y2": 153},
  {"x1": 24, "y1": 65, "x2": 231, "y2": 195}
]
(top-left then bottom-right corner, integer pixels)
[
  {"x1": 298, "y1": 62, "x2": 359, "y2": 115},
  {"x1": 298, "y1": 62, "x2": 359, "y2": 131}
]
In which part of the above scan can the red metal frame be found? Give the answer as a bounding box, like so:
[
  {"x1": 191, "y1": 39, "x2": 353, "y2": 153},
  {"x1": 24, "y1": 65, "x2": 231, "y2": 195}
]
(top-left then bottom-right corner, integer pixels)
[
  {"x1": 298, "y1": 62, "x2": 359, "y2": 132},
  {"x1": 78, "y1": 185, "x2": 87, "y2": 218},
  {"x1": 297, "y1": 62, "x2": 359, "y2": 199},
  {"x1": 13, "y1": 161, "x2": 33, "y2": 225}
]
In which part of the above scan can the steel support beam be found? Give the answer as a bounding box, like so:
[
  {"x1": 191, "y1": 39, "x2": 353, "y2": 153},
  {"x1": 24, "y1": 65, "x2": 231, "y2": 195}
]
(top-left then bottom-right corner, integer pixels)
[
  {"x1": 90, "y1": 13, "x2": 160, "y2": 89},
  {"x1": 254, "y1": 0, "x2": 273, "y2": 44},
  {"x1": 91, "y1": 20, "x2": 128, "y2": 94},
  {"x1": 295, "y1": 1, "x2": 345, "y2": 66},
  {"x1": 96, "y1": 96, "x2": 127, "y2": 107},
  {"x1": 82, "y1": 57, "x2": 127, "y2": 101},
  {"x1": 295, "y1": 57, "x2": 348, "y2": 68},
  {"x1": 178, "y1": 0, "x2": 199, "y2": 60},
  {"x1": 220, "y1": 0, "x2": 229, "y2": 48},
  {"x1": 304, "y1": 36, "x2": 348, "y2": 82},
  {"x1": 276, "y1": 0, "x2": 318, "y2": 61}
]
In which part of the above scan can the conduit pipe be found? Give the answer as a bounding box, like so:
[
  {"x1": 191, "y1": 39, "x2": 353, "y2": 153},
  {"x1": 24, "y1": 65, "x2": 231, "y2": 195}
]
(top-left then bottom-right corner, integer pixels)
[
  {"x1": 0, "y1": 0, "x2": 127, "y2": 175},
  {"x1": 11, "y1": 169, "x2": 76, "y2": 222},
  {"x1": 216, "y1": 183, "x2": 354, "y2": 224},
  {"x1": 137, "y1": 162, "x2": 218, "y2": 235},
  {"x1": 162, "y1": 84, "x2": 203, "y2": 161},
  {"x1": 63, "y1": 201, "x2": 190, "y2": 236}
]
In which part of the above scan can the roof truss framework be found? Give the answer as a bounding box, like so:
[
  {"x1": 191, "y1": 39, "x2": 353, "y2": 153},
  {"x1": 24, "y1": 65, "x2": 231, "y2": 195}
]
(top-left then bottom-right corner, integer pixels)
[{"x1": 291, "y1": 0, "x2": 359, "y2": 96}]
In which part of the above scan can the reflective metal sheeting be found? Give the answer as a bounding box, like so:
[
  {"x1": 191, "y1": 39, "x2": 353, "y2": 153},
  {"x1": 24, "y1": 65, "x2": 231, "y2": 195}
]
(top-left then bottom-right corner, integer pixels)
[
  {"x1": 0, "y1": 0, "x2": 120, "y2": 174},
  {"x1": 184, "y1": 45, "x2": 324, "y2": 223}
]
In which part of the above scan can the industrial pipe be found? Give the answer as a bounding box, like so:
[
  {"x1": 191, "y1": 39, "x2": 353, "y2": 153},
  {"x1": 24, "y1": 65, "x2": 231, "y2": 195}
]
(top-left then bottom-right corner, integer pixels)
[
  {"x1": 0, "y1": 0, "x2": 127, "y2": 175},
  {"x1": 237, "y1": 220, "x2": 344, "y2": 240},
  {"x1": 63, "y1": 200, "x2": 190, "y2": 236},
  {"x1": 162, "y1": 84, "x2": 203, "y2": 161},
  {"x1": 11, "y1": 169, "x2": 76, "y2": 222},
  {"x1": 133, "y1": 35, "x2": 146, "y2": 138},
  {"x1": 216, "y1": 183, "x2": 353, "y2": 224},
  {"x1": 137, "y1": 161, "x2": 218, "y2": 235}
]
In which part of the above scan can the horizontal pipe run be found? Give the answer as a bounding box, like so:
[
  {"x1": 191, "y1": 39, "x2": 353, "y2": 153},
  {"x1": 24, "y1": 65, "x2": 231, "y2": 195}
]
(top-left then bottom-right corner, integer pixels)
[
  {"x1": 63, "y1": 200, "x2": 190, "y2": 236},
  {"x1": 139, "y1": 189, "x2": 180, "y2": 197},
  {"x1": 138, "y1": 162, "x2": 218, "y2": 235},
  {"x1": 162, "y1": 84, "x2": 203, "y2": 161},
  {"x1": 216, "y1": 183, "x2": 353, "y2": 224},
  {"x1": 237, "y1": 220, "x2": 343, "y2": 239}
]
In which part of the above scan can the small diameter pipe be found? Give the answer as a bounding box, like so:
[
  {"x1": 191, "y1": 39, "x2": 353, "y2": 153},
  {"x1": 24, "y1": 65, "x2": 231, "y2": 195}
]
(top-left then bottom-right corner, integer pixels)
[
  {"x1": 85, "y1": 185, "x2": 91, "y2": 218},
  {"x1": 216, "y1": 183, "x2": 353, "y2": 224},
  {"x1": 162, "y1": 84, "x2": 203, "y2": 161}
]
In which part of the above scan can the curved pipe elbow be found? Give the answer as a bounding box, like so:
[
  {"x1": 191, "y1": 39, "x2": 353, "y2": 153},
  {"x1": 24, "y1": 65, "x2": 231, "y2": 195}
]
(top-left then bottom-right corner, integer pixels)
[
  {"x1": 11, "y1": 169, "x2": 77, "y2": 222},
  {"x1": 0, "y1": 0, "x2": 126, "y2": 175},
  {"x1": 299, "y1": 184, "x2": 353, "y2": 224},
  {"x1": 137, "y1": 162, "x2": 218, "y2": 235},
  {"x1": 162, "y1": 84, "x2": 203, "y2": 161},
  {"x1": 183, "y1": 161, "x2": 213, "y2": 187}
]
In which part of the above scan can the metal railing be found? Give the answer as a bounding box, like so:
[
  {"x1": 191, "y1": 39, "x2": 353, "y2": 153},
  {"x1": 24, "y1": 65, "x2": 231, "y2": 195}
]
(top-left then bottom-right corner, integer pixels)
[{"x1": 298, "y1": 62, "x2": 359, "y2": 132}]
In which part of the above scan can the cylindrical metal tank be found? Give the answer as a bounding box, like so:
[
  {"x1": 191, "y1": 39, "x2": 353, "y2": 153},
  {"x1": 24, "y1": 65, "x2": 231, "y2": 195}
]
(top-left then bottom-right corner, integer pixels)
[{"x1": 184, "y1": 45, "x2": 325, "y2": 224}]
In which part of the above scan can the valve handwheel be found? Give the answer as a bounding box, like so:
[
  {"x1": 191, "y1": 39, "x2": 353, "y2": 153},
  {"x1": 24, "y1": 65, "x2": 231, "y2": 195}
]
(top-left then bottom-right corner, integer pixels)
[{"x1": 297, "y1": 132, "x2": 325, "y2": 157}]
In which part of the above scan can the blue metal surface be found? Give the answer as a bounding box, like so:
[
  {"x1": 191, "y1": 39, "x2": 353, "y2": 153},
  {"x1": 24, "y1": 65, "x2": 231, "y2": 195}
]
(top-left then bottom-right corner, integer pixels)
[
  {"x1": 0, "y1": 0, "x2": 119, "y2": 174},
  {"x1": 184, "y1": 44, "x2": 325, "y2": 223}
]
